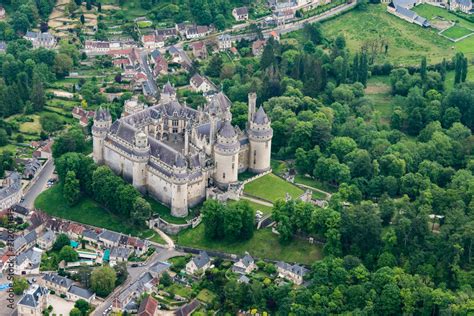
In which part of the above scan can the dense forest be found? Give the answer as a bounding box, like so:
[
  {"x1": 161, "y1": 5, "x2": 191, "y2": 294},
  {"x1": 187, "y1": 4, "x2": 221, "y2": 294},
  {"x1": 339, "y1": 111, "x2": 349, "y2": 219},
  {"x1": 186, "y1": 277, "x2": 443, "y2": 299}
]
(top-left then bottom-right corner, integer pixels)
[{"x1": 194, "y1": 19, "x2": 474, "y2": 314}]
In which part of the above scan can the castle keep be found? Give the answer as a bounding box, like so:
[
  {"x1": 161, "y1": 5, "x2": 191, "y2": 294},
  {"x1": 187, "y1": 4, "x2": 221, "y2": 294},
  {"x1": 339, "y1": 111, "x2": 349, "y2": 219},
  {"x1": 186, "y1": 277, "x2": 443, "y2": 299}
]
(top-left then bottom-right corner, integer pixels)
[{"x1": 92, "y1": 84, "x2": 273, "y2": 217}]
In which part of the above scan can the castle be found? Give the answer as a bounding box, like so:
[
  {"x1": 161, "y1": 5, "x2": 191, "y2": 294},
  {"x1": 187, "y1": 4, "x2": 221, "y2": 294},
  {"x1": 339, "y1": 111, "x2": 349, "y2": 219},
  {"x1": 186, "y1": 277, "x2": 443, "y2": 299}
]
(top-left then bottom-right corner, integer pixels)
[{"x1": 92, "y1": 83, "x2": 273, "y2": 217}]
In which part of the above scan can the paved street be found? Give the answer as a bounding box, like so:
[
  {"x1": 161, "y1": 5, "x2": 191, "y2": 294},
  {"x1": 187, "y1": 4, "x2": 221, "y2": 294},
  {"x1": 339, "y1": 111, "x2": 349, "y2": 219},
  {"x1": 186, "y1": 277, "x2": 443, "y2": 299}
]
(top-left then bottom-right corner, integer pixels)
[
  {"x1": 140, "y1": 51, "x2": 159, "y2": 97},
  {"x1": 21, "y1": 159, "x2": 55, "y2": 209}
]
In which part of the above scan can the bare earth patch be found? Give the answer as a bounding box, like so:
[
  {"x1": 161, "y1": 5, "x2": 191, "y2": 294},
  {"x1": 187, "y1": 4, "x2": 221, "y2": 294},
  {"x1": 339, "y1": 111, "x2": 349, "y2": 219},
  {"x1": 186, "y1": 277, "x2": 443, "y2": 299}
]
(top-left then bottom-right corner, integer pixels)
[{"x1": 365, "y1": 84, "x2": 391, "y2": 94}]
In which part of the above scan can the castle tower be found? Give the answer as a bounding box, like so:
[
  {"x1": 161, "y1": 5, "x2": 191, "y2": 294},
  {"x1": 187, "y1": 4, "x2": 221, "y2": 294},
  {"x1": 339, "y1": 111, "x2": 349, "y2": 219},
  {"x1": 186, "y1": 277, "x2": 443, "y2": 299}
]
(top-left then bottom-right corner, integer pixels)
[
  {"x1": 248, "y1": 92, "x2": 257, "y2": 127},
  {"x1": 132, "y1": 130, "x2": 150, "y2": 193},
  {"x1": 171, "y1": 154, "x2": 189, "y2": 217},
  {"x1": 92, "y1": 107, "x2": 112, "y2": 164},
  {"x1": 248, "y1": 105, "x2": 273, "y2": 173},
  {"x1": 213, "y1": 120, "x2": 240, "y2": 189}
]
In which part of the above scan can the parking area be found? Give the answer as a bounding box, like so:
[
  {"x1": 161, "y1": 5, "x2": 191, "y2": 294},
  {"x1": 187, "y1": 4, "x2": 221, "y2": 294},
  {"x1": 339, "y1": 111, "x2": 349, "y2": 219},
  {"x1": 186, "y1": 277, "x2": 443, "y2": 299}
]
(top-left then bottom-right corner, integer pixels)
[{"x1": 49, "y1": 295, "x2": 75, "y2": 316}]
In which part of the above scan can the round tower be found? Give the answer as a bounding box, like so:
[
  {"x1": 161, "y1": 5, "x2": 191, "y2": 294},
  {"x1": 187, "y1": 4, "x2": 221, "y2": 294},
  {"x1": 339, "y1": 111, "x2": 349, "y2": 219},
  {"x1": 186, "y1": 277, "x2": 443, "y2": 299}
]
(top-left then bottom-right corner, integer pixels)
[
  {"x1": 92, "y1": 107, "x2": 112, "y2": 164},
  {"x1": 248, "y1": 106, "x2": 273, "y2": 173},
  {"x1": 213, "y1": 120, "x2": 240, "y2": 189},
  {"x1": 132, "y1": 130, "x2": 149, "y2": 193},
  {"x1": 171, "y1": 154, "x2": 189, "y2": 217}
]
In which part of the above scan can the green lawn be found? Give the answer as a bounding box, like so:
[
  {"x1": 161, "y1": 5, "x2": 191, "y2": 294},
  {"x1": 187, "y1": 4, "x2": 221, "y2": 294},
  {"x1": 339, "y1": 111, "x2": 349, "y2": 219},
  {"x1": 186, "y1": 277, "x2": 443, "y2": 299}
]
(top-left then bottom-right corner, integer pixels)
[
  {"x1": 19, "y1": 115, "x2": 42, "y2": 135},
  {"x1": 176, "y1": 225, "x2": 322, "y2": 265},
  {"x1": 320, "y1": 4, "x2": 465, "y2": 65},
  {"x1": 445, "y1": 65, "x2": 474, "y2": 89},
  {"x1": 145, "y1": 197, "x2": 193, "y2": 224},
  {"x1": 196, "y1": 289, "x2": 217, "y2": 304},
  {"x1": 35, "y1": 184, "x2": 144, "y2": 235},
  {"x1": 166, "y1": 284, "x2": 192, "y2": 299},
  {"x1": 441, "y1": 25, "x2": 473, "y2": 40},
  {"x1": 244, "y1": 173, "x2": 304, "y2": 202},
  {"x1": 412, "y1": 4, "x2": 474, "y2": 30},
  {"x1": 294, "y1": 174, "x2": 337, "y2": 194},
  {"x1": 365, "y1": 76, "x2": 394, "y2": 122}
]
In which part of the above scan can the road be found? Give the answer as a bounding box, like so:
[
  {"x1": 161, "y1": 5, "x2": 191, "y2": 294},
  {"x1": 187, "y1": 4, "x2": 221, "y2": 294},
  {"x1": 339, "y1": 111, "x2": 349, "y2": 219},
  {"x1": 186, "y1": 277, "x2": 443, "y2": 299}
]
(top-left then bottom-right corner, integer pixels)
[
  {"x1": 21, "y1": 159, "x2": 55, "y2": 209},
  {"x1": 93, "y1": 246, "x2": 184, "y2": 316},
  {"x1": 139, "y1": 51, "x2": 159, "y2": 97}
]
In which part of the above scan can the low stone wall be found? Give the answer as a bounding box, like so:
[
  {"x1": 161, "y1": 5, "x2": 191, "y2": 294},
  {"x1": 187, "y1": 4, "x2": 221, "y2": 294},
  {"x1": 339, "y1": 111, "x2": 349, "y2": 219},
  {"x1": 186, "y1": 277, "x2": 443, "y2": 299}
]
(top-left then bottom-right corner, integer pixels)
[
  {"x1": 241, "y1": 169, "x2": 272, "y2": 185},
  {"x1": 149, "y1": 215, "x2": 201, "y2": 235}
]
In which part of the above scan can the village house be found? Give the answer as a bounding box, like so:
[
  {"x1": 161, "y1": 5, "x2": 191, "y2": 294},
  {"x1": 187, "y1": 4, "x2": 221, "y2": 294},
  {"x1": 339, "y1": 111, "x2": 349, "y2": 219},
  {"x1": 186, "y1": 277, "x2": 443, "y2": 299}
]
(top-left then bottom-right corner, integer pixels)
[
  {"x1": 238, "y1": 274, "x2": 250, "y2": 284},
  {"x1": 72, "y1": 107, "x2": 95, "y2": 127},
  {"x1": 113, "y1": 272, "x2": 156, "y2": 312},
  {"x1": 155, "y1": 27, "x2": 178, "y2": 39},
  {"x1": 174, "y1": 300, "x2": 201, "y2": 316},
  {"x1": 17, "y1": 284, "x2": 49, "y2": 316},
  {"x1": 66, "y1": 223, "x2": 86, "y2": 240},
  {"x1": 24, "y1": 31, "x2": 56, "y2": 49},
  {"x1": 138, "y1": 295, "x2": 159, "y2": 316},
  {"x1": 11, "y1": 204, "x2": 31, "y2": 220},
  {"x1": 22, "y1": 158, "x2": 42, "y2": 180},
  {"x1": 450, "y1": 0, "x2": 473, "y2": 14},
  {"x1": 23, "y1": 230, "x2": 37, "y2": 250},
  {"x1": 42, "y1": 273, "x2": 74, "y2": 295},
  {"x1": 232, "y1": 6, "x2": 249, "y2": 21},
  {"x1": 186, "y1": 25, "x2": 210, "y2": 39},
  {"x1": 37, "y1": 230, "x2": 55, "y2": 250},
  {"x1": 276, "y1": 261, "x2": 309, "y2": 285},
  {"x1": 190, "y1": 74, "x2": 216, "y2": 93},
  {"x1": 109, "y1": 246, "x2": 131, "y2": 266},
  {"x1": 217, "y1": 34, "x2": 232, "y2": 51},
  {"x1": 0, "y1": 172, "x2": 23, "y2": 210},
  {"x1": 142, "y1": 34, "x2": 165, "y2": 49},
  {"x1": 99, "y1": 230, "x2": 122, "y2": 248},
  {"x1": 67, "y1": 285, "x2": 96, "y2": 303},
  {"x1": 273, "y1": 8, "x2": 295, "y2": 25},
  {"x1": 168, "y1": 45, "x2": 193, "y2": 70},
  {"x1": 191, "y1": 41, "x2": 208, "y2": 59},
  {"x1": 186, "y1": 251, "x2": 211, "y2": 275},
  {"x1": 252, "y1": 39, "x2": 267, "y2": 56},
  {"x1": 84, "y1": 40, "x2": 110, "y2": 54},
  {"x1": 232, "y1": 254, "x2": 256, "y2": 275},
  {"x1": 15, "y1": 247, "x2": 42, "y2": 275},
  {"x1": 32, "y1": 140, "x2": 53, "y2": 159}
]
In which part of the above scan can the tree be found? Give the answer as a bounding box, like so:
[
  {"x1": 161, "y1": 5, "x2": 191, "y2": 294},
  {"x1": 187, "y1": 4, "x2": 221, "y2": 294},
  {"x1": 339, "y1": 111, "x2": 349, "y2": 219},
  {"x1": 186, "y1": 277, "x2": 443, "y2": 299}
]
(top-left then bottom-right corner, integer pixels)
[
  {"x1": 420, "y1": 56, "x2": 427, "y2": 82},
  {"x1": 0, "y1": 129, "x2": 8, "y2": 146},
  {"x1": 30, "y1": 73, "x2": 45, "y2": 112},
  {"x1": 54, "y1": 53, "x2": 73, "y2": 78},
  {"x1": 74, "y1": 299, "x2": 90, "y2": 316},
  {"x1": 60, "y1": 245, "x2": 79, "y2": 262},
  {"x1": 70, "y1": 308, "x2": 82, "y2": 316},
  {"x1": 64, "y1": 170, "x2": 81, "y2": 205},
  {"x1": 40, "y1": 113, "x2": 64, "y2": 133},
  {"x1": 131, "y1": 197, "x2": 152, "y2": 225},
  {"x1": 91, "y1": 266, "x2": 117, "y2": 297},
  {"x1": 160, "y1": 272, "x2": 172, "y2": 287},
  {"x1": 206, "y1": 54, "x2": 223, "y2": 77},
  {"x1": 12, "y1": 277, "x2": 29, "y2": 295},
  {"x1": 53, "y1": 234, "x2": 70, "y2": 252}
]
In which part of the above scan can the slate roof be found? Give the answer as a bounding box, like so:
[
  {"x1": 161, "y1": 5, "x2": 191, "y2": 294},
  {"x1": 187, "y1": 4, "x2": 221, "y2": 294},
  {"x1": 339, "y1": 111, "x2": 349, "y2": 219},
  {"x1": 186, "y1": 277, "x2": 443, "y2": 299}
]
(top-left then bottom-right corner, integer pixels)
[
  {"x1": 23, "y1": 230, "x2": 37, "y2": 244},
  {"x1": 82, "y1": 229, "x2": 99, "y2": 241},
  {"x1": 43, "y1": 273, "x2": 73, "y2": 289},
  {"x1": 94, "y1": 107, "x2": 111, "y2": 121},
  {"x1": 276, "y1": 261, "x2": 309, "y2": 277},
  {"x1": 174, "y1": 300, "x2": 200, "y2": 316},
  {"x1": 253, "y1": 106, "x2": 269, "y2": 124},
  {"x1": 150, "y1": 261, "x2": 171, "y2": 275},
  {"x1": 16, "y1": 247, "x2": 42, "y2": 267},
  {"x1": 0, "y1": 172, "x2": 21, "y2": 200},
  {"x1": 68, "y1": 285, "x2": 94, "y2": 299},
  {"x1": 18, "y1": 285, "x2": 48, "y2": 308},
  {"x1": 38, "y1": 230, "x2": 55, "y2": 244},
  {"x1": 192, "y1": 251, "x2": 210, "y2": 269},
  {"x1": 233, "y1": 6, "x2": 249, "y2": 15},
  {"x1": 110, "y1": 246, "x2": 131, "y2": 259},
  {"x1": 238, "y1": 275, "x2": 250, "y2": 284},
  {"x1": 99, "y1": 230, "x2": 122, "y2": 243},
  {"x1": 11, "y1": 204, "x2": 30, "y2": 216},
  {"x1": 163, "y1": 81, "x2": 176, "y2": 95},
  {"x1": 218, "y1": 121, "x2": 236, "y2": 138}
]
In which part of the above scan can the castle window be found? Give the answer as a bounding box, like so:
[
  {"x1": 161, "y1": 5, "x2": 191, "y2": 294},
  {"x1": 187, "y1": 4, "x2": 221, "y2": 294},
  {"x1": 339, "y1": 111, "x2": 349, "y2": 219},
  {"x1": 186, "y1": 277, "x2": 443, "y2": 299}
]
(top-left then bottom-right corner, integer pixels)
[
  {"x1": 223, "y1": 173, "x2": 226, "y2": 179},
  {"x1": 232, "y1": 163, "x2": 234, "y2": 170},
  {"x1": 266, "y1": 141, "x2": 268, "y2": 148},
  {"x1": 253, "y1": 150, "x2": 256, "y2": 157},
  {"x1": 172, "y1": 120, "x2": 178, "y2": 126}
]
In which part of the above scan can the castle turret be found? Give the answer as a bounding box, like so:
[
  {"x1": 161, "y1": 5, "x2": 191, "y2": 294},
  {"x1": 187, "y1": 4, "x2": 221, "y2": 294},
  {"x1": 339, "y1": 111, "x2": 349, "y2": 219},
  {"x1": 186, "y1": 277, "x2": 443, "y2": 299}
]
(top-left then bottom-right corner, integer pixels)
[
  {"x1": 213, "y1": 120, "x2": 240, "y2": 189},
  {"x1": 92, "y1": 107, "x2": 112, "y2": 164},
  {"x1": 132, "y1": 130, "x2": 150, "y2": 193},
  {"x1": 171, "y1": 154, "x2": 188, "y2": 217},
  {"x1": 248, "y1": 105, "x2": 273, "y2": 173}
]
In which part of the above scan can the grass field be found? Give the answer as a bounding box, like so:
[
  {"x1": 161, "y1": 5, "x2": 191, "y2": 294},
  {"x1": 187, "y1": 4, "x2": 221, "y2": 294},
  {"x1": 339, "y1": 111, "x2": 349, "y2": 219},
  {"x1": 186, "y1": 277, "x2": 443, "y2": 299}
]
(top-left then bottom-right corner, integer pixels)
[
  {"x1": 19, "y1": 115, "x2": 42, "y2": 135},
  {"x1": 145, "y1": 197, "x2": 193, "y2": 224},
  {"x1": 176, "y1": 225, "x2": 322, "y2": 265},
  {"x1": 320, "y1": 4, "x2": 471, "y2": 65},
  {"x1": 294, "y1": 174, "x2": 337, "y2": 194},
  {"x1": 445, "y1": 64, "x2": 474, "y2": 89},
  {"x1": 412, "y1": 4, "x2": 474, "y2": 30},
  {"x1": 230, "y1": 199, "x2": 273, "y2": 215},
  {"x1": 244, "y1": 173, "x2": 304, "y2": 202},
  {"x1": 365, "y1": 76, "x2": 394, "y2": 123},
  {"x1": 35, "y1": 184, "x2": 144, "y2": 235},
  {"x1": 441, "y1": 25, "x2": 473, "y2": 40}
]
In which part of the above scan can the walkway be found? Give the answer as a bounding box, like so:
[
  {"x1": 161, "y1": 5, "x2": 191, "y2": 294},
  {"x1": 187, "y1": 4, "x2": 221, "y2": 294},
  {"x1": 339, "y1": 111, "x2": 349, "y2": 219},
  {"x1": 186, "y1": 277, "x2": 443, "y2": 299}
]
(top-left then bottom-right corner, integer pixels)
[
  {"x1": 241, "y1": 195, "x2": 274, "y2": 207},
  {"x1": 153, "y1": 227, "x2": 175, "y2": 249}
]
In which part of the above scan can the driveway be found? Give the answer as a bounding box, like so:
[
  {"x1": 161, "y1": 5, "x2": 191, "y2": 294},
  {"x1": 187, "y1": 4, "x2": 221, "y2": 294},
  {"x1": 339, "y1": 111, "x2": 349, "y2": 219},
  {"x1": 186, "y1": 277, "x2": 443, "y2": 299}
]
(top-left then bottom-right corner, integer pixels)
[{"x1": 49, "y1": 295, "x2": 75, "y2": 316}]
